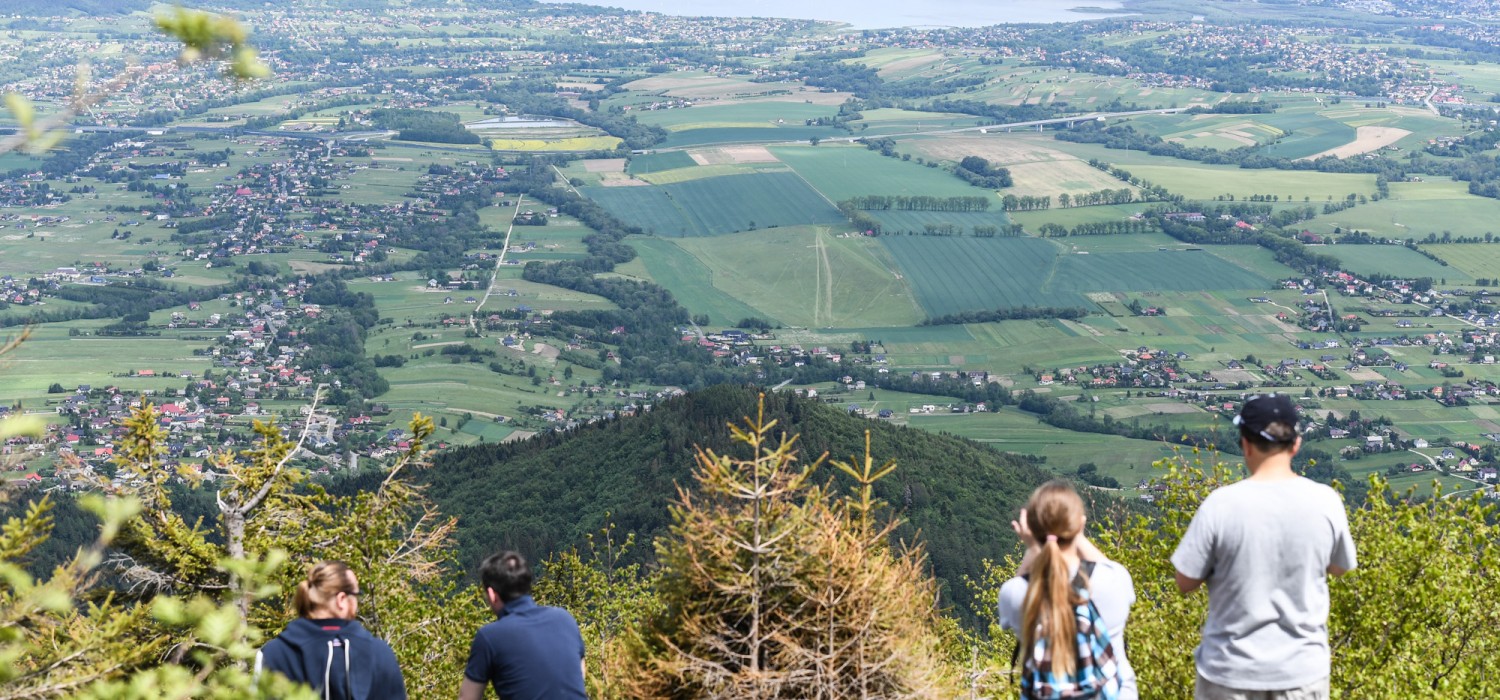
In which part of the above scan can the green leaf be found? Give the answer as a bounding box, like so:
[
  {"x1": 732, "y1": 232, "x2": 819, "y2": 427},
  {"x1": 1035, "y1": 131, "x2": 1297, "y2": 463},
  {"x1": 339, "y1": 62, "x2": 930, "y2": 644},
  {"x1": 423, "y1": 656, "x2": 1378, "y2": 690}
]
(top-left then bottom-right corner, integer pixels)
[
  {"x1": 196, "y1": 605, "x2": 239, "y2": 648},
  {"x1": 4, "y1": 93, "x2": 33, "y2": 130}
]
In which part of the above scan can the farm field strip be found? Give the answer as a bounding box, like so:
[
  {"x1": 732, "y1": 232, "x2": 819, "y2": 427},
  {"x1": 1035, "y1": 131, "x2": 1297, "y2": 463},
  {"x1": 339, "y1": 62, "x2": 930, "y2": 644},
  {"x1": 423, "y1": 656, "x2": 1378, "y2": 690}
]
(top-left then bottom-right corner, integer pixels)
[
  {"x1": 581, "y1": 171, "x2": 845, "y2": 237},
  {"x1": 879, "y1": 237, "x2": 1271, "y2": 317}
]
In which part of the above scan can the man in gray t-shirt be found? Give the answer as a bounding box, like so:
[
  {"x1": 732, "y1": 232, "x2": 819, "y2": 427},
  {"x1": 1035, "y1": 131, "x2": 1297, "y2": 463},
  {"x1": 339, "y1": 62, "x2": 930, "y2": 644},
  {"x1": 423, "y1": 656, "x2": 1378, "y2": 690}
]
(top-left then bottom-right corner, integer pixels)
[{"x1": 1171, "y1": 394, "x2": 1357, "y2": 700}]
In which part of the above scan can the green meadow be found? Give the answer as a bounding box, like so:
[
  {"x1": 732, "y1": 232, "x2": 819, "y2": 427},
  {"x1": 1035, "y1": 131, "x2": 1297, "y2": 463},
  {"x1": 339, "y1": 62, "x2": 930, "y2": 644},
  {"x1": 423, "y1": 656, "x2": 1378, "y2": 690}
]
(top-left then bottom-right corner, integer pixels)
[
  {"x1": 907, "y1": 407, "x2": 1181, "y2": 487},
  {"x1": 1323, "y1": 244, "x2": 1466, "y2": 281},
  {"x1": 629, "y1": 228, "x2": 924, "y2": 328},
  {"x1": 770, "y1": 145, "x2": 997, "y2": 202},
  {"x1": 1425, "y1": 244, "x2": 1500, "y2": 281},
  {"x1": 580, "y1": 171, "x2": 846, "y2": 237},
  {"x1": 1311, "y1": 178, "x2": 1500, "y2": 241},
  {"x1": 879, "y1": 236, "x2": 1270, "y2": 316},
  {"x1": 671, "y1": 227, "x2": 925, "y2": 328}
]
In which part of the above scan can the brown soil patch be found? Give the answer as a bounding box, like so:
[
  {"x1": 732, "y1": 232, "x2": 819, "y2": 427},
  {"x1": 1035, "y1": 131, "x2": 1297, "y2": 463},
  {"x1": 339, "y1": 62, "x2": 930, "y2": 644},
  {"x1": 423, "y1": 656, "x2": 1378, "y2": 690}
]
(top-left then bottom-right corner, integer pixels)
[
  {"x1": 1346, "y1": 367, "x2": 1386, "y2": 382},
  {"x1": 1004, "y1": 160, "x2": 1138, "y2": 199},
  {"x1": 690, "y1": 149, "x2": 737, "y2": 165},
  {"x1": 1213, "y1": 369, "x2": 1259, "y2": 384},
  {"x1": 598, "y1": 176, "x2": 650, "y2": 187},
  {"x1": 1303, "y1": 126, "x2": 1411, "y2": 160},
  {"x1": 909, "y1": 133, "x2": 1075, "y2": 166},
  {"x1": 582, "y1": 158, "x2": 626, "y2": 173},
  {"x1": 721, "y1": 145, "x2": 779, "y2": 163}
]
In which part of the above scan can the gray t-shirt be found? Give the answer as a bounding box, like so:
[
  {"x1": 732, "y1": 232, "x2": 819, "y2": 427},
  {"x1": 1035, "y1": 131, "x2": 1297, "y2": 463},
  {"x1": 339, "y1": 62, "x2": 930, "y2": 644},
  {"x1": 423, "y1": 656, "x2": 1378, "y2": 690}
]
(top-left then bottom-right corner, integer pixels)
[
  {"x1": 1171, "y1": 476, "x2": 1357, "y2": 691},
  {"x1": 999, "y1": 559, "x2": 1137, "y2": 700}
]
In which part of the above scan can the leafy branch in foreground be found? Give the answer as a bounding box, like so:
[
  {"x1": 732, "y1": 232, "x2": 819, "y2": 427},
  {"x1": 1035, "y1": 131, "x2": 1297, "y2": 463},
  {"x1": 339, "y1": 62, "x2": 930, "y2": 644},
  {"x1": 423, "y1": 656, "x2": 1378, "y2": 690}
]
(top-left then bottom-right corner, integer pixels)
[{"x1": 2, "y1": 6, "x2": 268, "y2": 155}]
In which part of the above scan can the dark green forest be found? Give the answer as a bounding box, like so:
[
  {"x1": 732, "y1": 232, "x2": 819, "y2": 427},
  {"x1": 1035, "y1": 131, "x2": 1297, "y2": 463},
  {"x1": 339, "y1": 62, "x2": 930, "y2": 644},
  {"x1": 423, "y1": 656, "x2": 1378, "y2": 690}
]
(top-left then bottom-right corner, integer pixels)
[{"x1": 420, "y1": 385, "x2": 1052, "y2": 620}]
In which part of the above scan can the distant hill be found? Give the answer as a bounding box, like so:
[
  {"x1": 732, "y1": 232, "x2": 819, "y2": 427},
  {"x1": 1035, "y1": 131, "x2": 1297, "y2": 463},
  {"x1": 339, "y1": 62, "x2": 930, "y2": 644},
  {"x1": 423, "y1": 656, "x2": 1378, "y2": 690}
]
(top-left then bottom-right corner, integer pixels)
[
  {"x1": 5, "y1": 0, "x2": 151, "y2": 14},
  {"x1": 4, "y1": 1, "x2": 536, "y2": 16},
  {"x1": 423, "y1": 385, "x2": 1053, "y2": 618}
]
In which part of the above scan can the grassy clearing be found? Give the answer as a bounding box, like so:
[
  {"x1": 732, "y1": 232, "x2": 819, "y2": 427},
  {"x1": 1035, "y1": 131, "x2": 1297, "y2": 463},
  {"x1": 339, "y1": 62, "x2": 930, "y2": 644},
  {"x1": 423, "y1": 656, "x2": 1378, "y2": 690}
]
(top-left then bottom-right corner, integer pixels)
[
  {"x1": 627, "y1": 151, "x2": 697, "y2": 174},
  {"x1": 0, "y1": 322, "x2": 212, "y2": 399},
  {"x1": 1424, "y1": 244, "x2": 1500, "y2": 281},
  {"x1": 1122, "y1": 163, "x2": 1375, "y2": 201},
  {"x1": 580, "y1": 171, "x2": 846, "y2": 237},
  {"x1": 1009, "y1": 204, "x2": 1146, "y2": 231},
  {"x1": 628, "y1": 237, "x2": 774, "y2": 326},
  {"x1": 1005, "y1": 158, "x2": 1139, "y2": 199},
  {"x1": 672, "y1": 226, "x2": 925, "y2": 328},
  {"x1": 1322, "y1": 244, "x2": 1467, "y2": 281},
  {"x1": 1310, "y1": 178, "x2": 1500, "y2": 241},
  {"x1": 771, "y1": 144, "x2": 995, "y2": 202},
  {"x1": 868, "y1": 210, "x2": 1011, "y2": 235},
  {"x1": 906, "y1": 407, "x2": 1176, "y2": 487}
]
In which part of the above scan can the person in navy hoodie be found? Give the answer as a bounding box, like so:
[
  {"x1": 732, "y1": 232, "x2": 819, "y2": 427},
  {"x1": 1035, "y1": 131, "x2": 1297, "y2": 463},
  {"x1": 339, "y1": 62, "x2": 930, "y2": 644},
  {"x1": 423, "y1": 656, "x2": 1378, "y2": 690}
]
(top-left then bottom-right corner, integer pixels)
[{"x1": 257, "y1": 560, "x2": 408, "y2": 700}]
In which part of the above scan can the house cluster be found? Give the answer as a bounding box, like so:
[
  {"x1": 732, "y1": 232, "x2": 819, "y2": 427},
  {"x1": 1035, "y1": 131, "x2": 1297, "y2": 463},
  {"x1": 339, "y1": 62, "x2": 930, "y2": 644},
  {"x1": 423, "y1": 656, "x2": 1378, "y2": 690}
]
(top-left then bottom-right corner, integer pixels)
[{"x1": 1037, "y1": 347, "x2": 1195, "y2": 390}]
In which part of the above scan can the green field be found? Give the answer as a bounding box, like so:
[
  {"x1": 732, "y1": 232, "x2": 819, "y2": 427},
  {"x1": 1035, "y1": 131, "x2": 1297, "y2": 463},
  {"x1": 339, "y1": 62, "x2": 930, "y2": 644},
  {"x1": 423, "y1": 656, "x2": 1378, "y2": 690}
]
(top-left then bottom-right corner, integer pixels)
[
  {"x1": 672, "y1": 227, "x2": 925, "y2": 328},
  {"x1": 580, "y1": 171, "x2": 846, "y2": 237},
  {"x1": 1255, "y1": 110, "x2": 1358, "y2": 159},
  {"x1": 633, "y1": 101, "x2": 836, "y2": 130},
  {"x1": 0, "y1": 322, "x2": 213, "y2": 404},
  {"x1": 1425, "y1": 244, "x2": 1500, "y2": 281},
  {"x1": 631, "y1": 228, "x2": 924, "y2": 328},
  {"x1": 868, "y1": 210, "x2": 1011, "y2": 235},
  {"x1": 1310, "y1": 178, "x2": 1500, "y2": 241},
  {"x1": 1122, "y1": 164, "x2": 1376, "y2": 201},
  {"x1": 770, "y1": 145, "x2": 998, "y2": 202},
  {"x1": 879, "y1": 236, "x2": 1271, "y2": 316},
  {"x1": 627, "y1": 151, "x2": 697, "y2": 174},
  {"x1": 627, "y1": 237, "x2": 778, "y2": 326},
  {"x1": 906, "y1": 407, "x2": 1181, "y2": 486},
  {"x1": 1323, "y1": 244, "x2": 1466, "y2": 281}
]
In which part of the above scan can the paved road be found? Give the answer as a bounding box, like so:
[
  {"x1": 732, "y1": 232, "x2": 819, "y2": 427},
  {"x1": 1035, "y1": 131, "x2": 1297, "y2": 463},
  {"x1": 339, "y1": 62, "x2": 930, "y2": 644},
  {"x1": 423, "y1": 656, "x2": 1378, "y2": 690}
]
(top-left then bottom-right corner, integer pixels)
[{"x1": 469, "y1": 194, "x2": 525, "y2": 335}]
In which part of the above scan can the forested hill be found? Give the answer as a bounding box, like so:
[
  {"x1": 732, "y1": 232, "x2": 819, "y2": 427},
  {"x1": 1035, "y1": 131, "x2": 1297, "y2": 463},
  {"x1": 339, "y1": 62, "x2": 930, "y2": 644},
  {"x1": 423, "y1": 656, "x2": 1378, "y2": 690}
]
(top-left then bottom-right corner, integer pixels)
[{"x1": 424, "y1": 385, "x2": 1053, "y2": 617}]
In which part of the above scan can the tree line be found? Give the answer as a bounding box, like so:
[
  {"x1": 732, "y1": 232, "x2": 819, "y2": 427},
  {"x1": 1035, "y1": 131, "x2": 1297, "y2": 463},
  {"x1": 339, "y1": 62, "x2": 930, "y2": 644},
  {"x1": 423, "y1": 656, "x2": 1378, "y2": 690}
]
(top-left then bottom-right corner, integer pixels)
[
  {"x1": 920, "y1": 305, "x2": 1089, "y2": 325},
  {"x1": 840, "y1": 194, "x2": 992, "y2": 212}
]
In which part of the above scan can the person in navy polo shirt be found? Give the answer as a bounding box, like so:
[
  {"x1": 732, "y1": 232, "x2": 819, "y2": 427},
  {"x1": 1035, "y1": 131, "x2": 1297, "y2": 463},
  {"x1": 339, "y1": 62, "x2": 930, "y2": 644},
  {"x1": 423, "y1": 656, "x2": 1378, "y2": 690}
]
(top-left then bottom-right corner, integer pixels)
[{"x1": 459, "y1": 551, "x2": 587, "y2": 700}]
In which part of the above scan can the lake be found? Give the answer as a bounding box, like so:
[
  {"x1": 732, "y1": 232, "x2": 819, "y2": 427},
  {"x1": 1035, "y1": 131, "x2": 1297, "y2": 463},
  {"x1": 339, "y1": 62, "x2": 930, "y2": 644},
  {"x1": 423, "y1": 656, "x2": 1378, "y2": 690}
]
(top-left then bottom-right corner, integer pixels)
[{"x1": 547, "y1": 0, "x2": 1130, "y2": 28}]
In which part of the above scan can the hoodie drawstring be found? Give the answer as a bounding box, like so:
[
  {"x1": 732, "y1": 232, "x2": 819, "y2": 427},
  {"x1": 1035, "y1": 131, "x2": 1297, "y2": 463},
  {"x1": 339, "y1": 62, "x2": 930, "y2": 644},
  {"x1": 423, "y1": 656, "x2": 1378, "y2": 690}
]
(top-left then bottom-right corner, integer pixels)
[
  {"x1": 343, "y1": 637, "x2": 352, "y2": 699},
  {"x1": 323, "y1": 640, "x2": 334, "y2": 700}
]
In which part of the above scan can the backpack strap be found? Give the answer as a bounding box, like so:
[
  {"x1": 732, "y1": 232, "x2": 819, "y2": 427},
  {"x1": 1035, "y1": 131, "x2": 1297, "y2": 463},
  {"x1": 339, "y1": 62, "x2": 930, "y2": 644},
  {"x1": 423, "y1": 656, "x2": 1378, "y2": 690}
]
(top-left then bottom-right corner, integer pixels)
[{"x1": 1009, "y1": 560, "x2": 1101, "y2": 668}]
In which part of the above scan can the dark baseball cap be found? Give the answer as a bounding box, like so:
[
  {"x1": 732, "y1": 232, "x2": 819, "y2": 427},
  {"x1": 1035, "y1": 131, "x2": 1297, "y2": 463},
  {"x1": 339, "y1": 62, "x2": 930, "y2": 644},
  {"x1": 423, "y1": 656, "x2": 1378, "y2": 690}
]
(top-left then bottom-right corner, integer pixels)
[{"x1": 1233, "y1": 393, "x2": 1299, "y2": 442}]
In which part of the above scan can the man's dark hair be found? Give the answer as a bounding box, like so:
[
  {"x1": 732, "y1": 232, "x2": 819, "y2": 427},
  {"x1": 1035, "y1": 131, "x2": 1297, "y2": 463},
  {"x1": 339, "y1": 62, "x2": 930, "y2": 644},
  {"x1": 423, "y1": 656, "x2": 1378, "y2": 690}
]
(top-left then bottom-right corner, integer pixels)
[
  {"x1": 1240, "y1": 421, "x2": 1297, "y2": 453},
  {"x1": 479, "y1": 551, "x2": 532, "y2": 602}
]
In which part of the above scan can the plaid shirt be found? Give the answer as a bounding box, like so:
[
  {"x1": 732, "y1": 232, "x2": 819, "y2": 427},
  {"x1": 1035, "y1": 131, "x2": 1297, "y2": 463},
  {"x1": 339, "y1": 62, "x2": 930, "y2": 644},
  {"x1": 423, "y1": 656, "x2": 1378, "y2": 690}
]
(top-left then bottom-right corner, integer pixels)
[{"x1": 1020, "y1": 587, "x2": 1122, "y2": 699}]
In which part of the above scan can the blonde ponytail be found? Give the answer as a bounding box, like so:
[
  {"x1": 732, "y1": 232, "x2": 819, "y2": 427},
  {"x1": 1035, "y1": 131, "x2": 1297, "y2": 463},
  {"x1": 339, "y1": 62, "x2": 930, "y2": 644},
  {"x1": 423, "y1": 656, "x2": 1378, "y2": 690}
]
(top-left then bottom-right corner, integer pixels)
[
  {"x1": 1016, "y1": 481, "x2": 1088, "y2": 677},
  {"x1": 293, "y1": 560, "x2": 354, "y2": 618}
]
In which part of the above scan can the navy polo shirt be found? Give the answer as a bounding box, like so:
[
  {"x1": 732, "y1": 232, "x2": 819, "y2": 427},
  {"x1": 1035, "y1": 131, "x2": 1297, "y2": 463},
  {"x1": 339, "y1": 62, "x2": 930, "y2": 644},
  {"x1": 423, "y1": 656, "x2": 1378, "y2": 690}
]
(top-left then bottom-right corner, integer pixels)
[{"x1": 464, "y1": 595, "x2": 587, "y2": 700}]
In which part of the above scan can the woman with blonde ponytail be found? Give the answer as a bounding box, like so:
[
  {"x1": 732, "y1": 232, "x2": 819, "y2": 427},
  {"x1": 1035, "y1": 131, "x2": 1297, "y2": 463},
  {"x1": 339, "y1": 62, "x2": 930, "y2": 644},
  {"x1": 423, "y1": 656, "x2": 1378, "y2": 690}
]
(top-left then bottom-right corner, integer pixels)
[
  {"x1": 257, "y1": 561, "x2": 408, "y2": 700},
  {"x1": 999, "y1": 480, "x2": 1136, "y2": 699}
]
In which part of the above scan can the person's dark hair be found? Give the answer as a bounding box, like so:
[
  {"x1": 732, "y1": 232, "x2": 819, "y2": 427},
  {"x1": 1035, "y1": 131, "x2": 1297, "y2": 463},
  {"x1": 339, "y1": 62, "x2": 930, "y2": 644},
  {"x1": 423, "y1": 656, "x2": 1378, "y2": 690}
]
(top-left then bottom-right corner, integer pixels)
[
  {"x1": 479, "y1": 551, "x2": 532, "y2": 602},
  {"x1": 1240, "y1": 421, "x2": 1297, "y2": 453}
]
